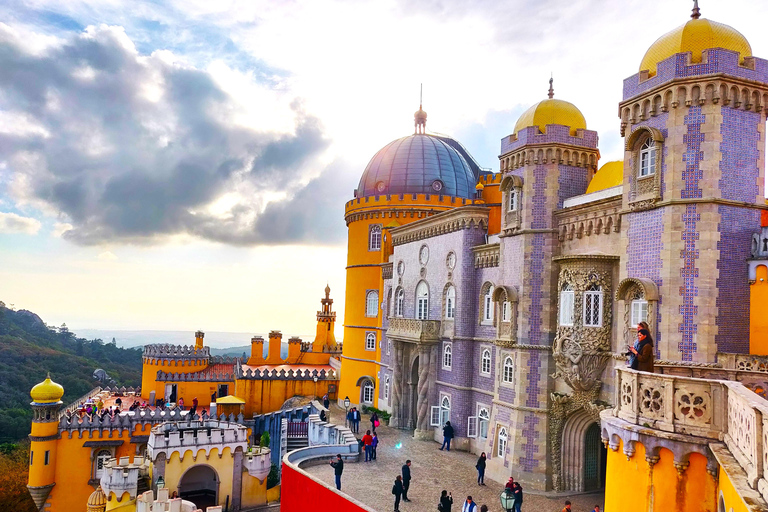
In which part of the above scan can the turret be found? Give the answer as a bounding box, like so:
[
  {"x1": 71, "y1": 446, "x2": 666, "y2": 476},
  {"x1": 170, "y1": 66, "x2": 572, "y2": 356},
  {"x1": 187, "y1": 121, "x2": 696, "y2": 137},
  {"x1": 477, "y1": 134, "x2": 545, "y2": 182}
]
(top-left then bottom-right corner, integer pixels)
[
  {"x1": 195, "y1": 330, "x2": 205, "y2": 349},
  {"x1": 100, "y1": 455, "x2": 149, "y2": 512},
  {"x1": 312, "y1": 285, "x2": 338, "y2": 352},
  {"x1": 27, "y1": 374, "x2": 64, "y2": 511}
]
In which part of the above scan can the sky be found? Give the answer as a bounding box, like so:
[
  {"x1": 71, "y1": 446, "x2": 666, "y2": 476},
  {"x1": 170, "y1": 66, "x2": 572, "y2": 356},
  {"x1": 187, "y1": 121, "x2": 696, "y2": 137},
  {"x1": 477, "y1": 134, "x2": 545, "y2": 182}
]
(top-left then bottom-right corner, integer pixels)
[{"x1": 1, "y1": 0, "x2": 766, "y2": 339}]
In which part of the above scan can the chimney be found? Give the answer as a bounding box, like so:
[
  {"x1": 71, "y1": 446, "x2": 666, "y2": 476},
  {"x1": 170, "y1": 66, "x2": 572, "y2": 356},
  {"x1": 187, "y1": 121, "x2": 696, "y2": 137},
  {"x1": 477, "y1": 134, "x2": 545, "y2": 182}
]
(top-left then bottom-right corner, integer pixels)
[
  {"x1": 287, "y1": 336, "x2": 302, "y2": 362},
  {"x1": 194, "y1": 330, "x2": 204, "y2": 349},
  {"x1": 266, "y1": 330, "x2": 283, "y2": 364},
  {"x1": 247, "y1": 336, "x2": 265, "y2": 366}
]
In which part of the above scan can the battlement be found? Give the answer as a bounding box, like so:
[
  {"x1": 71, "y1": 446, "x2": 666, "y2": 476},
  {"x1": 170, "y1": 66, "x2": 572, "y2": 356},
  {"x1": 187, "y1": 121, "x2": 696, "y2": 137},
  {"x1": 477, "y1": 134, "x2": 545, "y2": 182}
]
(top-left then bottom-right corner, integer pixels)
[
  {"x1": 137, "y1": 488, "x2": 204, "y2": 512},
  {"x1": 143, "y1": 344, "x2": 210, "y2": 360},
  {"x1": 243, "y1": 446, "x2": 272, "y2": 480},
  {"x1": 236, "y1": 365, "x2": 337, "y2": 380},
  {"x1": 501, "y1": 123, "x2": 599, "y2": 156},
  {"x1": 345, "y1": 193, "x2": 476, "y2": 216},
  {"x1": 147, "y1": 420, "x2": 248, "y2": 461},
  {"x1": 156, "y1": 358, "x2": 237, "y2": 382},
  {"x1": 300, "y1": 341, "x2": 342, "y2": 353},
  {"x1": 101, "y1": 455, "x2": 149, "y2": 501},
  {"x1": 60, "y1": 407, "x2": 188, "y2": 432}
]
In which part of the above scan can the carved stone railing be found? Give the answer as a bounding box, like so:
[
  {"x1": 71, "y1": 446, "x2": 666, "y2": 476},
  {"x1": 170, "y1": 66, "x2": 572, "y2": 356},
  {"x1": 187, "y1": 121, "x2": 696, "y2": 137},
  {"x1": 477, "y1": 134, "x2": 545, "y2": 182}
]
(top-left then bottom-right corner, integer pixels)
[
  {"x1": 472, "y1": 243, "x2": 500, "y2": 268},
  {"x1": 386, "y1": 318, "x2": 441, "y2": 344},
  {"x1": 59, "y1": 387, "x2": 102, "y2": 418},
  {"x1": 611, "y1": 368, "x2": 768, "y2": 502},
  {"x1": 655, "y1": 363, "x2": 768, "y2": 400},
  {"x1": 382, "y1": 262, "x2": 393, "y2": 280},
  {"x1": 718, "y1": 353, "x2": 768, "y2": 374}
]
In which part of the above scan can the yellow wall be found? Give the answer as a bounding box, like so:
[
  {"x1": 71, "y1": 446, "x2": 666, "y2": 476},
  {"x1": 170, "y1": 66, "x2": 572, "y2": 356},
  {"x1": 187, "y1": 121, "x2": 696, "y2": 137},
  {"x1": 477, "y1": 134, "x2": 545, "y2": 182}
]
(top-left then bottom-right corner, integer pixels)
[
  {"x1": 718, "y1": 463, "x2": 752, "y2": 512},
  {"x1": 750, "y1": 264, "x2": 768, "y2": 355},
  {"x1": 235, "y1": 378, "x2": 337, "y2": 416},
  {"x1": 141, "y1": 356, "x2": 209, "y2": 402},
  {"x1": 105, "y1": 491, "x2": 134, "y2": 512},
  {"x1": 479, "y1": 174, "x2": 502, "y2": 235},
  {"x1": 240, "y1": 469, "x2": 269, "y2": 508},
  {"x1": 28, "y1": 419, "x2": 59, "y2": 488},
  {"x1": 163, "y1": 447, "x2": 234, "y2": 508}
]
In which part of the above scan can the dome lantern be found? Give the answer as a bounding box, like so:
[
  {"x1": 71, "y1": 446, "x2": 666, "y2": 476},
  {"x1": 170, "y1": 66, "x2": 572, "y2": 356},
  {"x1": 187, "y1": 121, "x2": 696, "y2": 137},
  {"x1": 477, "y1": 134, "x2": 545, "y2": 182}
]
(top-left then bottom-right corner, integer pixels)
[{"x1": 414, "y1": 84, "x2": 427, "y2": 134}]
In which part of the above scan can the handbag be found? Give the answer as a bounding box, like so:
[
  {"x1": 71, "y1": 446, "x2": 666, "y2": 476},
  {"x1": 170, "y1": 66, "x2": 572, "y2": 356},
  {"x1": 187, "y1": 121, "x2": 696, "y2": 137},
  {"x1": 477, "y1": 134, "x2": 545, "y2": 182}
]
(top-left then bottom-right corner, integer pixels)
[{"x1": 374, "y1": 419, "x2": 380, "y2": 427}]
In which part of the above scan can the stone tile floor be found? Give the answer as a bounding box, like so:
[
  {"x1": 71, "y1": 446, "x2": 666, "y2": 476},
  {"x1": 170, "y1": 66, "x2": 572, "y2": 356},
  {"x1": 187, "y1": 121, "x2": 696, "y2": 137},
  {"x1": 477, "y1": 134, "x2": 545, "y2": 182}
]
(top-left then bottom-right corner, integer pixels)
[{"x1": 306, "y1": 409, "x2": 605, "y2": 512}]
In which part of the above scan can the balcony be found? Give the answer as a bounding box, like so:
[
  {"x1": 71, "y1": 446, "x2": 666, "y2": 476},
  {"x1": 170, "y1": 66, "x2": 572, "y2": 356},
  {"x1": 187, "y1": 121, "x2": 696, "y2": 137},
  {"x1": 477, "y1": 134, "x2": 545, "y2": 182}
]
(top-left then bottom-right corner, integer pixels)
[{"x1": 386, "y1": 318, "x2": 441, "y2": 344}]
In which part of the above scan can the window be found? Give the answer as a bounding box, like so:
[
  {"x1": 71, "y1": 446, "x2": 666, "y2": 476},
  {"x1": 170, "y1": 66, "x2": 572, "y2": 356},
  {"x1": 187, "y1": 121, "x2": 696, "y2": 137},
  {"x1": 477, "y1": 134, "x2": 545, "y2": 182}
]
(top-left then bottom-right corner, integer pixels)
[
  {"x1": 443, "y1": 343, "x2": 452, "y2": 369},
  {"x1": 440, "y1": 395, "x2": 451, "y2": 426},
  {"x1": 497, "y1": 426, "x2": 508, "y2": 458},
  {"x1": 362, "y1": 380, "x2": 374, "y2": 404},
  {"x1": 365, "y1": 332, "x2": 376, "y2": 351},
  {"x1": 95, "y1": 450, "x2": 111, "y2": 479},
  {"x1": 509, "y1": 188, "x2": 519, "y2": 211},
  {"x1": 502, "y1": 301, "x2": 510, "y2": 322},
  {"x1": 395, "y1": 288, "x2": 404, "y2": 317},
  {"x1": 387, "y1": 339, "x2": 391, "y2": 355},
  {"x1": 559, "y1": 283, "x2": 574, "y2": 326},
  {"x1": 416, "y1": 282, "x2": 429, "y2": 320},
  {"x1": 366, "y1": 290, "x2": 379, "y2": 317},
  {"x1": 483, "y1": 287, "x2": 494, "y2": 322},
  {"x1": 478, "y1": 407, "x2": 490, "y2": 439},
  {"x1": 503, "y1": 356, "x2": 514, "y2": 383},
  {"x1": 631, "y1": 299, "x2": 648, "y2": 326},
  {"x1": 445, "y1": 285, "x2": 456, "y2": 319},
  {"x1": 29, "y1": 451, "x2": 33, "y2": 466},
  {"x1": 384, "y1": 376, "x2": 390, "y2": 401},
  {"x1": 369, "y1": 224, "x2": 382, "y2": 250},
  {"x1": 583, "y1": 284, "x2": 603, "y2": 327},
  {"x1": 481, "y1": 349, "x2": 491, "y2": 375},
  {"x1": 639, "y1": 138, "x2": 656, "y2": 177},
  {"x1": 44, "y1": 450, "x2": 50, "y2": 465}
]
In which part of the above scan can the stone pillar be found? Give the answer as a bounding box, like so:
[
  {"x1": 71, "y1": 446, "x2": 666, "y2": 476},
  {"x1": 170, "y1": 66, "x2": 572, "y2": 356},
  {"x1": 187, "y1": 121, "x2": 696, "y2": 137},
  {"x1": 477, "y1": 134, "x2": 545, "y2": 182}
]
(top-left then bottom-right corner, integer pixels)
[
  {"x1": 231, "y1": 449, "x2": 243, "y2": 511},
  {"x1": 390, "y1": 341, "x2": 405, "y2": 428},
  {"x1": 414, "y1": 343, "x2": 433, "y2": 438}
]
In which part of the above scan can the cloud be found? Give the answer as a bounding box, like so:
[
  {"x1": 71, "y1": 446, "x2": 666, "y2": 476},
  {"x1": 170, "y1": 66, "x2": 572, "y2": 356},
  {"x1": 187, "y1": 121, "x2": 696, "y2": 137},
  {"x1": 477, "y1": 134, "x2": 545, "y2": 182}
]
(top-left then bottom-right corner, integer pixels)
[
  {"x1": 0, "y1": 212, "x2": 42, "y2": 234},
  {"x1": 0, "y1": 23, "x2": 336, "y2": 246},
  {"x1": 97, "y1": 250, "x2": 118, "y2": 260},
  {"x1": 51, "y1": 222, "x2": 73, "y2": 237}
]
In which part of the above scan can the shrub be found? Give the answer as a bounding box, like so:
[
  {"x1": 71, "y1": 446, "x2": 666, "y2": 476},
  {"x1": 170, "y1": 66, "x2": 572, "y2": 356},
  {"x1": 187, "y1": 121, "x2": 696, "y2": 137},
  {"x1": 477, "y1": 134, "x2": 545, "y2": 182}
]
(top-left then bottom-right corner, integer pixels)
[
  {"x1": 267, "y1": 463, "x2": 279, "y2": 488},
  {"x1": 260, "y1": 432, "x2": 270, "y2": 448}
]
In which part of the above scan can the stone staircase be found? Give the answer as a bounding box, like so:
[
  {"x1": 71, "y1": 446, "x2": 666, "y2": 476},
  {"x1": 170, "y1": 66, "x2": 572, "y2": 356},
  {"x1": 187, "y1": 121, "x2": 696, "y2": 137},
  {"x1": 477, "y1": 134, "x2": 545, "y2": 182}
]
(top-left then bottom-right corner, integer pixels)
[{"x1": 286, "y1": 436, "x2": 308, "y2": 451}]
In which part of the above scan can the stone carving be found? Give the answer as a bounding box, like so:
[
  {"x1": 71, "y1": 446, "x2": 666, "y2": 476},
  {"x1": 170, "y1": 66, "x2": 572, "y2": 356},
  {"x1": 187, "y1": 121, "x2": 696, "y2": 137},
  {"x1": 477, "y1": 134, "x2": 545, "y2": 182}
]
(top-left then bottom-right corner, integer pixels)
[
  {"x1": 674, "y1": 387, "x2": 712, "y2": 424},
  {"x1": 639, "y1": 382, "x2": 664, "y2": 419},
  {"x1": 727, "y1": 392, "x2": 756, "y2": 468}
]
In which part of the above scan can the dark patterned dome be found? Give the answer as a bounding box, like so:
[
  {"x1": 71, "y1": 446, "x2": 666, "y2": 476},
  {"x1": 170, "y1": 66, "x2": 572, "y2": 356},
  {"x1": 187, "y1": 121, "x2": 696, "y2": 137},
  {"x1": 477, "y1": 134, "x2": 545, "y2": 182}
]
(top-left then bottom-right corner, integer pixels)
[{"x1": 356, "y1": 134, "x2": 481, "y2": 199}]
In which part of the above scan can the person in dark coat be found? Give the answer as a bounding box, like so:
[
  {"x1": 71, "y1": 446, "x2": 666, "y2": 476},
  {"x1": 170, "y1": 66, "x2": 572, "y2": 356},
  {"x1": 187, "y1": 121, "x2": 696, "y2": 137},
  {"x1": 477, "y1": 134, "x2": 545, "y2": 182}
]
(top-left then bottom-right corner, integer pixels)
[
  {"x1": 401, "y1": 460, "x2": 412, "y2": 502},
  {"x1": 392, "y1": 475, "x2": 404, "y2": 512},
  {"x1": 439, "y1": 490, "x2": 453, "y2": 512},
  {"x1": 629, "y1": 329, "x2": 655, "y2": 373},
  {"x1": 511, "y1": 479, "x2": 523, "y2": 512},
  {"x1": 370, "y1": 411, "x2": 379, "y2": 433},
  {"x1": 323, "y1": 393, "x2": 330, "y2": 410},
  {"x1": 440, "y1": 421, "x2": 455, "y2": 451},
  {"x1": 475, "y1": 452, "x2": 487, "y2": 485},
  {"x1": 351, "y1": 407, "x2": 361, "y2": 433},
  {"x1": 329, "y1": 454, "x2": 344, "y2": 490}
]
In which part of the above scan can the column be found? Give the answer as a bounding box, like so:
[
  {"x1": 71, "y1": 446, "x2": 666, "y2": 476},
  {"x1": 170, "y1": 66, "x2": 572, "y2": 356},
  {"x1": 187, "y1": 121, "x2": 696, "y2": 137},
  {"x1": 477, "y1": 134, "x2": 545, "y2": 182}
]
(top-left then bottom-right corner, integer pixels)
[
  {"x1": 415, "y1": 344, "x2": 432, "y2": 433},
  {"x1": 390, "y1": 341, "x2": 404, "y2": 427}
]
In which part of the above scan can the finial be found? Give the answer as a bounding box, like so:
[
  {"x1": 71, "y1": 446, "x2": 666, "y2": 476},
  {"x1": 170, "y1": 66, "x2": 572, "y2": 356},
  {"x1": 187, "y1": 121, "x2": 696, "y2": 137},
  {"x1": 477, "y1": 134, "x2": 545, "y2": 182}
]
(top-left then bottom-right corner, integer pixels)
[
  {"x1": 548, "y1": 76, "x2": 554, "y2": 99},
  {"x1": 691, "y1": 0, "x2": 701, "y2": 19},
  {"x1": 414, "y1": 83, "x2": 427, "y2": 134}
]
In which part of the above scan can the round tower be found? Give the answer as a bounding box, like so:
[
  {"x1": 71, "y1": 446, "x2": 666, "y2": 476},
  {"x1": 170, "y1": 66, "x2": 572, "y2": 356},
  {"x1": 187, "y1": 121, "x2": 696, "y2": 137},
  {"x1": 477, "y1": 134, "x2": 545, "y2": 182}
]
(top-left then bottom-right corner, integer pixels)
[{"x1": 27, "y1": 374, "x2": 64, "y2": 511}]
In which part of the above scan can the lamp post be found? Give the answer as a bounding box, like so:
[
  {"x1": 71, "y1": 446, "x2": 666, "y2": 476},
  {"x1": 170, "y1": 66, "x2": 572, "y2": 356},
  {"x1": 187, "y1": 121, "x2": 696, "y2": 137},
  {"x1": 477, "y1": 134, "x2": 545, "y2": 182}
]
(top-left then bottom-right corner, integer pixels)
[
  {"x1": 156, "y1": 475, "x2": 165, "y2": 491},
  {"x1": 499, "y1": 489, "x2": 515, "y2": 512},
  {"x1": 344, "y1": 396, "x2": 350, "y2": 427}
]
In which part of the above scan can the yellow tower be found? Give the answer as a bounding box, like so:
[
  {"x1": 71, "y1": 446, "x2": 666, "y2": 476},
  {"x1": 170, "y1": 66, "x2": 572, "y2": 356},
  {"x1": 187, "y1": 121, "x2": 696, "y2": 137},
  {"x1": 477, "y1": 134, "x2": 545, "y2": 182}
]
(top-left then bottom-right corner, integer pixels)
[
  {"x1": 312, "y1": 284, "x2": 338, "y2": 352},
  {"x1": 27, "y1": 374, "x2": 64, "y2": 511},
  {"x1": 749, "y1": 212, "x2": 768, "y2": 354},
  {"x1": 339, "y1": 105, "x2": 484, "y2": 407}
]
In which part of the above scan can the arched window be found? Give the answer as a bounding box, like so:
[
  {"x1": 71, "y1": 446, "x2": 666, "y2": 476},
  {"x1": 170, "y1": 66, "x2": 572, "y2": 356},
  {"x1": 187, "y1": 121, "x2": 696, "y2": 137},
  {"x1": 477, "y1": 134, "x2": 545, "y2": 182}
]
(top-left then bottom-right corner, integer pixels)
[
  {"x1": 503, "y1": 356, "x2": 514, "y2": 383},
  {"x1": 395, "y1": 288, "x2": 404, "y2": 317},
  {"x1": 483, "y1": 287, "x2": 494, "y2": 323},
  {"x1": 362, "y1": 380, "x2": 374, "y2": 404},
  {"x1": 583, "y1": 284, "x2": 603, "y2": 327},
  {"x1": 445, "y1": 285, "x2": 456, "y2": 319},
  {"x1": 443, "y1": 343, "x2": 452, "y2": 369},
  {"x1": 95, "y1": 449, "x2": 112, "y2": 479},
  {"x1": 631, "y1": 299, "x2": 648, "y2": 326},
  {"x1": 365, "y1": 332, "x2": 376, "y2": 351},
  {"x1": 366, "y1": 290, "x2": 379, "y2": 317},
  {"x1": 501, "y1": 301, "x2": 510, "y2": 322},
  {"x1": 497, "y1": 426, "x2": 508, "y2": 458},
  {"x1": 416, "y1": 282, "x2": 429, "y2": 320},
  {"x1": 639, "y1": 138, "x2": 656, "y2": 177},
  {"x1": 369, "y1": 224, "x2": 382, "y2": 250},
  {"x1": 509, "y1": 188, "x2": 519, "y2": 211},
  {"x1": 440, "y1": 395, "x2": 451, "y2": 426},
  {"x1": 481, "y1": 349, "x2": 491, "y2": 375},
  {"x1": 559, "y1": 283, "x2": 574, "y2": 326},
  {"x1": 478, "y1": 407, "x2": 490, "y2": 439}
]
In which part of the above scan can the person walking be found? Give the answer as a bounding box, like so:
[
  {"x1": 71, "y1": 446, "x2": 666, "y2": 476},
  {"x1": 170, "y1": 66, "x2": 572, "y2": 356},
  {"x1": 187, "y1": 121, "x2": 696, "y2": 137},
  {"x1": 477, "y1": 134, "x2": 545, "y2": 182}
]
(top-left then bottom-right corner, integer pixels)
[
  {"x1": 392, "y1": 475, "x2": 404, "y2": 512},
  {"x1": 352, "y1": 407, "x2": 361, "y2": 433},
  {"x1": 401, "y1": 460, "x2": 412, "y2": 502},
  {"x1": 511, "y1": 479, "x2": 523, "y2": 512},
  {"x1": 440, "y1": 421, "x2": 455, "y2": 451},
  {"x1": 461, "y1": 495, "x2": 477, "y2": 512},
  {"x1": 362, "y1": 430, "x2": 374, "y2": 461},
  {"x1": 372, "y1": 432, "x2": 379, "y2": 460},
  {"x1": 323, "y1": 393, "x2": 330, "y2": 410},
  {"x1": 329, "y1": 454, "x2": 344, "y2": 490},
  {"x1": 439, "y1": 490, "x2": 453, "y2": 512},
  {"x1": 475, "y1": 452, "x2": 486, "y2": 485},
  {"x1": 371, "y1": 411, "x2": 379, "y2": 433},
  {"x1": 561, "y1": 500, "x2": 572, "y2": 512}
]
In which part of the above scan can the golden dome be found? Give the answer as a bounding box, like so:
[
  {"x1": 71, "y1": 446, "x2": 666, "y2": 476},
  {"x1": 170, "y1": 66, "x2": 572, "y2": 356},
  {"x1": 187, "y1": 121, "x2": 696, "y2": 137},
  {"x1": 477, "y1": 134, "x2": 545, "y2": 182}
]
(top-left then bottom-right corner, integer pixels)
[
  {"x1": 514, "y1": 80, "x2": 587, "y2": 136},
  {"x1": 640, "y1": 18, "x2": 751, "y2": 77},
  {"x1": 475, "y1": 182, "x2": 485, "y2": 190},
  {"x1": 87, "y1": 486, "x2": 107, "y2": 512},
  {"x1": 586, "y1": 161, "x2": 624, "y2": 194},
  {"x1": 30, "y1": 374, "x2": 64, "y2": 404}
]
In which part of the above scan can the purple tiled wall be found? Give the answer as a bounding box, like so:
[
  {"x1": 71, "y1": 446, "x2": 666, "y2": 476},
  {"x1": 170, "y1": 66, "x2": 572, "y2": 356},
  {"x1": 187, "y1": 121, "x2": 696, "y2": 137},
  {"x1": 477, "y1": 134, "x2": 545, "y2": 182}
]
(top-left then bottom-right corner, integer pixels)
[
  {"x1": 501, "y1": 124, "x2": 598, "y2": 156},
  {"x1": 557, "y1": 165, "x2": 589, "y2": 208},
  {"x1": 719, "y1": 107, "x2": 761, "y2": 202},
  {"x1": 626, "y1": 208, "x2": 665, "y2": 347}
]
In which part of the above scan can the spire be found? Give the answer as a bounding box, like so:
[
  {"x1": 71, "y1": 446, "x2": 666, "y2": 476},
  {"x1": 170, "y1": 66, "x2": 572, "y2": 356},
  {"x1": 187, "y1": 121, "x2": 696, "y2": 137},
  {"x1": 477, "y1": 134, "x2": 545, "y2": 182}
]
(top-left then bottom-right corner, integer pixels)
[
  {"x1": 414, "y1": 83, "x2": 427, "y2": 134},
  {"x1": 548, "y1": 76, "x2": 554, "y2": 99},
  {"x1": 691, "y1": 0, "x2": 701, "y2": 19}
]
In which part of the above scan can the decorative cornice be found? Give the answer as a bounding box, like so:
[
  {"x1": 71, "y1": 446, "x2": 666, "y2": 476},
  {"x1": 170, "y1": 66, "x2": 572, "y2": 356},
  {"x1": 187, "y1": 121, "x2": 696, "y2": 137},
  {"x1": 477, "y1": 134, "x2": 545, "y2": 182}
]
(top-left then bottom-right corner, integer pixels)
[
  {"x1": 553, "y1": 254, "x2": 620, "y2": 262},
  {"x1": 472, "y1": 243, "x2": 500, "y2": 268},
  {"x1": 390, "y1": 206, "x2": 489, "y2": 246},
  {"x1": 29, "y1": 433, "x2": 60, "y2": 442}
]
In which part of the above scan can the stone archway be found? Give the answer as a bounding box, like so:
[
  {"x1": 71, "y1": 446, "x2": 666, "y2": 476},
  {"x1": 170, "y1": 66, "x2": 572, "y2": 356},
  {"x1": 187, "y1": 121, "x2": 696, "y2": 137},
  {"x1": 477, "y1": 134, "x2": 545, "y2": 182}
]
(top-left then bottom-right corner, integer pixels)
[
  {"x1": 561, "y1": 409, "x2": 605, "y2": 492},
  {"x1": 179, "y1": 464, "x2": 219, "y2": 510}
]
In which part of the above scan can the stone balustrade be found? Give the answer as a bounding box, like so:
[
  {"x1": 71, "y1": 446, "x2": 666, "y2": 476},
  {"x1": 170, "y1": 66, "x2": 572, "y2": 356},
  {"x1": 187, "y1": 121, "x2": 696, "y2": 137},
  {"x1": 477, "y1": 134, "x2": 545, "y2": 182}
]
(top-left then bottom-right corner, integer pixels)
[
  {"x1": 472, "y1": 242, "x2": 500, "y2": 268},
  {"x1": 386, "y1": 318, "x2": 441, "y2": 344},
  {"x1": 59, "y1": 386, "x2": 103, "y2": 418},
  {"x1": 718, "y1": 353, "x2": 768, "y2": 374}
]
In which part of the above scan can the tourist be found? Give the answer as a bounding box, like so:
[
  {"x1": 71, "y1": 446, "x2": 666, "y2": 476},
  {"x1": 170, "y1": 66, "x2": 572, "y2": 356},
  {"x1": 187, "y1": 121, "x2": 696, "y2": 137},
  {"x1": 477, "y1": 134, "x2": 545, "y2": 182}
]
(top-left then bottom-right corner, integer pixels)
[
  {"x1": 362, "y1": 430, "x2": 374, "y2": 461},
  {"x1": 440, "y1": 421, "x2": 454, "y2": 451},
  {"x1": 593, "y1": 506, "x2": 601, "y2": 512},
  {"x1": 329, "y1": 454, "x2": 344, "y2": 490},
  {"x1": 629, "y1": 328, "x2": 655, "y2": 372},
  {"x1": 392, "y1": 475, "x2": 404, "y2": 512},
  {"x1": 561, "y1": 500, "x2": 572, "y2": 512},
  {"x1": 511, "y1": 478, "x2": 523, "y2": 512},
  {"x1": 480, "y1": 506, "x2": 489, "y2": 512},
  {"x1": 351, "y1": 407, "x2": 361, "y2": 433},
  {"x1": 211, "y1": 390, "x2": 217, "y2": 402},
  {"x1": 401, "y1": 460, "x2": 412, "y2": 502},
  {"x1": 461, "y1": 495, "x2": 477, "y2": 512},
  {"x1": 319, "y1": 409, "x2": 327, "y2": 422},
  {"x1": 178, "y1": 397, "x2": 184, "y2": 410},
  {"x1": 370, "y1": 411, "x2": 379, "y2": 433},
  {"x1": 170, "y1": 491, "x2": 178, "y2": 499},
  {"x1": 372, "y1": 432, "x2": 379, "y2": 460},
  {"x1": 191, "y1": 397, "x2": 198, "y2": 415},
  {"x1": 115, "y1": 397, "x2": 122, "y2": 409},
  {"x1": 201, "y1": 408, "x2": 208, "y2": 419},
  {"x1": 439, "y1": 490, "x2": 453, "y2": 512},
  {"x1": 346, "y1": 409, "x2": 354, "y2": 429},
  {"x1": 475, "y1": 452, "x2": 486, "y2": 485},
  {"x1": 505, "y1": 476, "x2": 515, "y2": 492},
  {"x1": 97, "y1": 398, "x2": 104, "y2": 411},
  {"x1": 323, "y1": 393, "x2": 330, "y2": 410}
]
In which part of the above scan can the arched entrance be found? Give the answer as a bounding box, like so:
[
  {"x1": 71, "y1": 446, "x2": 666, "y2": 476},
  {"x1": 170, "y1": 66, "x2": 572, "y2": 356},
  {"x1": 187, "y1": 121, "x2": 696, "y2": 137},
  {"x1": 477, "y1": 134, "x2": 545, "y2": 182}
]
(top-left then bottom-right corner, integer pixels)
[
  {"x1": 179, "y1": 464, "x2": 219, "y2": 510},
  {"x1": 583, "y1": 422, "x2": 607, "y2": 491},
  {"x1": 561, "y1": 410, "x2": 606, "y2": 492}
]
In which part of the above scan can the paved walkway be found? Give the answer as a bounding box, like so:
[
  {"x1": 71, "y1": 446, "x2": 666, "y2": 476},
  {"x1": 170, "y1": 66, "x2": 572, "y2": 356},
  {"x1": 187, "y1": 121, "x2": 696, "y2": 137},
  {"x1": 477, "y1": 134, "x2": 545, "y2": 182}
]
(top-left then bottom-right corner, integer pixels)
[{"x1": 307, "y1": 408, "x2": 604, "y2": 512}]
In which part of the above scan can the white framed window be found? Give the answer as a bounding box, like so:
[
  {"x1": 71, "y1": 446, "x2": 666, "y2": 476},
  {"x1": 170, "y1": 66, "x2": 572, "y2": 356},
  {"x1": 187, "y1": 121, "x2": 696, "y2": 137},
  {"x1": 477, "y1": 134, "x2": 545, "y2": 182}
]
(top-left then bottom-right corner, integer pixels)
[
  {"x1": 467, "y1": 416, "x2": 478, "y2": 438},
  {"x1": 583, "y1": 284, "x2": 603, "y2": 327},
  {"x1": 440, "y1": 395, "x2": 451, "y2": 426},
  {"x1": 442, "y1": 343, "x2": 452, "y2": 369},
  {"x1": 416, "y1": 281, "x2": 429, "y2": 320},
  {"x1": 559, "y1": 283, "x2": 574, "y2": 326},
  {"x1": 430, "y1": 406, "x2": 441, "y2": 427},
  {"x1": 387, "y1": 339, "x2": 391, "y2": 356},
  {"x1": 639, "y1": 138, "x2": 656, "y2": 177},
  {"x1": 445, "y1": 285, "x2": 455, "y2": 319},
  {"x1": 497, "y1": 426, "x2": 508, "y2": 458},
  {"x1": 481, "y1": 349, "x2": 491, "y2": 375},
  {"x1": 631, "y1": 299, "x2": 648, "y2": 326},
  {"x1": 369, "y1": 224, "x2": 382, "y2": 250},
  {"x1": 365, "y1": 290, "x2": 379, "y2": 317},
  {"x1": 95, "y1": 449, "x2": 112, "y2": 479},
  {"x1": 502, "y1": 301, "x2": 510, "y2": 322},
  {"x1": 365, "y1": 332, "x2": 376, "y2": 351},
  {"x1": 362, "y1": 380, "x2": 374, "y2": 404},
  {"x1": 478, "y1": 407, "x2": 490, "y2": 439},
  {"x1": 508, "y1": 188, "x2": 519, "y2": 211},
  {"x1": 483, "y1": 287, "x2": 494, "y2": 323},
  {"x1": 503, "y1": 356, "x2": 514, "y2": 383},
  {"x1": 395, "y1": 288, "x2": 404, "y2": 317},
  {"x1": 384, "y1": 376, "x2": 390, "y2": 401}
]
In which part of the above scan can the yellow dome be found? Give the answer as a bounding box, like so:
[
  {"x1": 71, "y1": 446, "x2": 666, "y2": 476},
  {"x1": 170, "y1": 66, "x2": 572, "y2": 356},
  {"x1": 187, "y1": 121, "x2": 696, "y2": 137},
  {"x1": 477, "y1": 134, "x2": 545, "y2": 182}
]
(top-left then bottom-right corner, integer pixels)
[
  {"x1": 87, "y1": 487, "x2": 107, "y2": 512},
  {"x1": 514, "y1": 98, "x2": 587, "y2": 136},
  {"x1": 30, "y1": 374, "x2": 64, "y2": 404},
  {"x1": 586, "y1": 161, "x2": 624, "y2": 194},
  {"x1": 640, "y1": 18, "x2": 751, "y2": 77}
]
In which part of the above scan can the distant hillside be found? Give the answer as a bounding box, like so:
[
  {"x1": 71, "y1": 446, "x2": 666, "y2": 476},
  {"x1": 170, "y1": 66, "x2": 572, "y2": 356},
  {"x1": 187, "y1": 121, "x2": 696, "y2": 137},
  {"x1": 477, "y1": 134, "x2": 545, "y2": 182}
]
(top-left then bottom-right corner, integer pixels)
[{"x1": 0, "y1": 303, "x2": 143, "y2": 443}]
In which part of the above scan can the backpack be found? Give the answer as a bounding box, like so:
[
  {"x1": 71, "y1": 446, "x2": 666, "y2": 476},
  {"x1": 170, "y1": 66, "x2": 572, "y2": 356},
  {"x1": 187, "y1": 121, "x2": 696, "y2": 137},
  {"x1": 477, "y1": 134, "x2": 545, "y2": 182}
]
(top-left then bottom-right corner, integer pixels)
[{"x1": 392, "y1": 485, "x2": 397, "y2": 495}]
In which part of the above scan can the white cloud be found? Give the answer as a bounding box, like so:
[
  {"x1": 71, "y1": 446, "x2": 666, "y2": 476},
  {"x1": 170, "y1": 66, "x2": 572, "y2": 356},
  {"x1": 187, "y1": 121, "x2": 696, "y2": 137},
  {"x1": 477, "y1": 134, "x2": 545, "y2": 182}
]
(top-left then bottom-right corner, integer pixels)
[
  {"x1": 52, "y1": 222, "x2": 73, "y2": 237},
  {"x1": 0, "y1": 212, "x2": 42, "y2": 234},
  {"x1": 97, "y1": 250, "x2": 118, "y2": 260}
]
